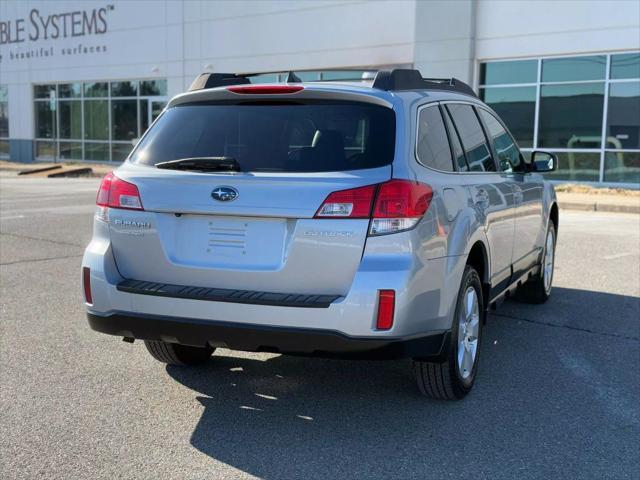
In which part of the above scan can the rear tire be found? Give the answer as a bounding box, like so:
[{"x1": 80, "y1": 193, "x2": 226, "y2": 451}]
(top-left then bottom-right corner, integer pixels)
[
  {"x1": 144, "y1": 340, "x2": 214, "y2": 366},
  {"x1": 413, "y1": 265, "x2": 484, "y2": 400},
  {"x1": 516, "y1": 222, "x2": 556, "y2": 304}
]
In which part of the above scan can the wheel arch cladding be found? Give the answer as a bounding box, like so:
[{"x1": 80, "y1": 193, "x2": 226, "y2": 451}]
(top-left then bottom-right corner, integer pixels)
[
  {"x1": 466, "y1": 241, "x2": 490, "y2": 313},
  {"x1": 549, "y1": 202, "x2": 559, "y2": 233},
  {"x1": 466, "y1": 241, "x2": 488, "y2": 284}
]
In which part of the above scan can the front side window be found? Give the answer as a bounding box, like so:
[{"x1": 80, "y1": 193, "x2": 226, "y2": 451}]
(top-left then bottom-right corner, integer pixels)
[
  {"x1": 446, "y1": 104, "x2": 496, "y2": 172},
  {"x1": 416, "y1": 105, "x2": 454, "y2": 172},
  {"x1": 131, "y1": 102, "x2": 396, "y2": 172},
  {"x1": 478, "y1": 109, "x2": 524, "y2": 173}
]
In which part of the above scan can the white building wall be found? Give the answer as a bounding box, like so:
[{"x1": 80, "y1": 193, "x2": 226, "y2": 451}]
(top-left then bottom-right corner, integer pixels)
[
  {"x1": 180, "y1": 0, "x2": 416, "y2": 90},
  {"x1": 475, "y1": 0, "x2": 640, "y2": 61},
  {"x1": 413, "y1": 0, "x2": 476, "y2": 83}
]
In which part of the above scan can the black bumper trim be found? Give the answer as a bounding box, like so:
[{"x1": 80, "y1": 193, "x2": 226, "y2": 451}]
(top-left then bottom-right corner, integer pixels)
[
  {"x1": 116, "y1": 279, "x2": 340, "y2": 308},
  {"x1": 87, "y1": 312, "x2": 449, "y2": 360}
]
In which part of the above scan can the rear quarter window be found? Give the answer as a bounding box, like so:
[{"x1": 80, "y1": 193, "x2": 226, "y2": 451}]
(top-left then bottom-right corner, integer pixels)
[
  {"x1": 130, "y1": 102, "x2": 396, "y2": 173},
  {"x1": 416, "y1": 105, "x2": 454, "y2": 172}
]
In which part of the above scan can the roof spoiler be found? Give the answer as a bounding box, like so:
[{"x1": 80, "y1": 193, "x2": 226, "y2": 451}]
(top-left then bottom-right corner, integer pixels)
[{"x1": 188, "y1": 71, "x2": 301, "y2": 92}]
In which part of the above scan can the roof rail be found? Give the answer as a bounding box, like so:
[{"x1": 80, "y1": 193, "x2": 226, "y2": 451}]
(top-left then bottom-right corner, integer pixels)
[
  {"x1": 188, "y1": 69, "x2": 478, "y2": 97},
  {"x1": 372, "y1": 69, "x2": 477, "y2": 97},
  {"x1": 188, "y1": 73, "x2": 251, "y2": 91}
]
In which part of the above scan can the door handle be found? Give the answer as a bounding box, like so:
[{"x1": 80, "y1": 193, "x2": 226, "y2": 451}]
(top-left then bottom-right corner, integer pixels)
[{"x1": 513, "y1": 190, "x2": 524, "y2": 204}]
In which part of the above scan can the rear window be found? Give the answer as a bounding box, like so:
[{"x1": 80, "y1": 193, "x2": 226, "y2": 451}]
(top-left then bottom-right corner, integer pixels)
[{"x1": 130, "y1": 102, "x2": 396, "y2": 172}]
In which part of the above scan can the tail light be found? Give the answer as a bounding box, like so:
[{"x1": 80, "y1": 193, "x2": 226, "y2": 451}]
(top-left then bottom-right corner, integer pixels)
[
  {"x1": 314, "y1": 179, "x2": 432, "y2": 235},
  {"x1": 96, "y1": 172, "x2": 144, "y2": 210},
  {"x1": 82, "y1": 267, "x2": 93, "y2": 305},
  {"x1": 370, "y1": 180, "x2": 432, "y2": 235},
  {"x1": 314, "y1": 185, "x2": 376, "y2": 218},
  {"x1": 376, "y1": 290, "x2": 395, "y2": 330}
]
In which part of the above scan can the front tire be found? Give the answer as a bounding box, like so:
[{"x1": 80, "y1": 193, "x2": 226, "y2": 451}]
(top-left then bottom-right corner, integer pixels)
[
  {"x1": 413, "y1": 265, "x2": 484, "y2": 400},
  {"x1": 144, "y1": 340, "x2": 214, "y2": 366},
  {"x1": 516, "y1": 222, "x2": 556, "y2": 304}
]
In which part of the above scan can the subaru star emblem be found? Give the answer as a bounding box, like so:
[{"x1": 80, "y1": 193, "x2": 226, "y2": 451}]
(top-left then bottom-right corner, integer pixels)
[{"x1": 211, "y1": 186, "x2": 238, "y2": 202}]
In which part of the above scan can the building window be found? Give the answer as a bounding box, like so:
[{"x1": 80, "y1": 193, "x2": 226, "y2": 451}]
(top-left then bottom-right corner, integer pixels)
[
  {"x1": 480, "y1": 86, "x2": 536, "y2": 148},
  {"x1": 0, "y1": 85, "x2": 9, "y2": 158},
  {"x1": 479, "y1": 52, "x2": 640, "y2": 185},
  {"x1": 538, "y1": 83, "x2": 605, "y2": 149},
  {"x1": 33, "y1": 79, "x2": 167, "y2": 162}
]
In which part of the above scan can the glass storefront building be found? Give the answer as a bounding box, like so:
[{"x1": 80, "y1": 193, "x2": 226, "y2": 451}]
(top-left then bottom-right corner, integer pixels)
[
  {"x1": 9, "y1": 52, "x2": 640, "y2": 188},
  {"x1": 479, "y1": 52, "x2": 640, "y2": 185},
  {"x1": 1, "y1": 1, "x2": 638, "y2": 186},
  {"x1": 33, "y1": 79, "x2": 167, "y2": 163}
]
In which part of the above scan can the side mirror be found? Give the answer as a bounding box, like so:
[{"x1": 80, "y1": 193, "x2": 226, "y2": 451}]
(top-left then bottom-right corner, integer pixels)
[{"x1": 531, "y1": 151, "x2": 557, "y2": 172}]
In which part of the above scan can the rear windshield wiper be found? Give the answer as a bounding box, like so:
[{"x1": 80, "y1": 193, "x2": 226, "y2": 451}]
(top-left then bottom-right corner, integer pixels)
[{"x1": 155, "y1": 157, "x2": 241, "y2": 172}]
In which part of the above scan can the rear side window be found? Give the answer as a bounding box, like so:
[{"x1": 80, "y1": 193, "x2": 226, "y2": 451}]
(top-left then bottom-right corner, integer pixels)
[
  {"x1": 478, "y1": 109, "x2": 524, "y2": 173},
  {"x1": 446, "y1": 104, "x2": 496, "y2": 172},
  {"x1": 130, "y1": 102, "x2": 396, "y2": 172},
  {"x1": 416, "y1": 105, "x2": 454, "y2": 172}
]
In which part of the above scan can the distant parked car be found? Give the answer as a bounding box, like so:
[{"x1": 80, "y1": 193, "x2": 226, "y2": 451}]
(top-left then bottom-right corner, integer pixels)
[{"x1": 82, "y1": 69, "x2": 558, "y2": 399}]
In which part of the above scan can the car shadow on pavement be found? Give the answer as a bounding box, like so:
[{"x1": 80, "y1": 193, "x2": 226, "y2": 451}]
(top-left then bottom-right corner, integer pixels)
[{"x1": 167, "y1": 287, "x2": 639, "y2": 480}]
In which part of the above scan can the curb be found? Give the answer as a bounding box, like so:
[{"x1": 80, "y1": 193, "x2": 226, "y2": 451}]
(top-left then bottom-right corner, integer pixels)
[
  {"x1": 18, "y1": 165, "x2": 62, "y2": 175},
  {"x1": 559, "y1": 201, "x2": 640, "y2": 214},
  {"x1": 47, "y1": 167, "x2": 94, "y2": 178}
]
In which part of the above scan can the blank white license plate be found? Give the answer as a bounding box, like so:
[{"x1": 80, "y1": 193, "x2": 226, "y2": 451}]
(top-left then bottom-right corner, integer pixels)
[{"x1": 172, "y1": 216, "x2": 287, "y2": 270}]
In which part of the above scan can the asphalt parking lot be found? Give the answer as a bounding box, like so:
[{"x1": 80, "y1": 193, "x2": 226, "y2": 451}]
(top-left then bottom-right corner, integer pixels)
[{"x1": 1, "y1": 173, "x2": 638, "y2": 480}]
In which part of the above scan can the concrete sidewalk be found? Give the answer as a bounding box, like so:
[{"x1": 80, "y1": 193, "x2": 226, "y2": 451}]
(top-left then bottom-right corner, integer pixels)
[{"x1": 557, "y1": 192, "x2": 640, "y2": 214}]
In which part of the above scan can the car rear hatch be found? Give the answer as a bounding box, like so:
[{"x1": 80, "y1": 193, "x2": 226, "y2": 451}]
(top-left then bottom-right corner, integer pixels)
[{"x1": 104, "y1": 87, "x2": 397, "y2": 297}]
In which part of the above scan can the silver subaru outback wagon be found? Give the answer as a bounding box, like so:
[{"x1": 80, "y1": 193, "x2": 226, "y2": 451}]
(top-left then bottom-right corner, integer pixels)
[{"x1": 82, "y1": 69, "x2": 559, "y2": 400}]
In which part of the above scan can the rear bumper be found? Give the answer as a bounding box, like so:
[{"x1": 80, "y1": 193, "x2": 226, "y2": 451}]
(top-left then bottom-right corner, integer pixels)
[{"x1": 87, "y1": 311, "x2": 449, "y2": 360}]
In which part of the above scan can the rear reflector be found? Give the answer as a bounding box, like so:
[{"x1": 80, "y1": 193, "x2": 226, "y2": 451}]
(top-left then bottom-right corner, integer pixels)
[
  {"x1": 96, "y1": 172, "x2": 144, "y2": 210},
  {"x1": 376, "y1": 290, "x2": 395, "y2": 330},
  {"x1": 314, "y1": 184, "x2": 376, "y2": 218},
  {"x1": 82, "y1": 267, "x2": 93, "y2": 305},
  {"x1": 227, "y1": 85, "x2": 304, "y2": 94}
]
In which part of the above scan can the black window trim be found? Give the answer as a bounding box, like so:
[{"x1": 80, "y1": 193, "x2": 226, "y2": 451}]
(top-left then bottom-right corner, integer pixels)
[
  {"x1": 441, "y1": 104, "x2": 470, "y2": 172},
  {"x1": 471, "y1": 105, "x2": 500, "y2": 172}
]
